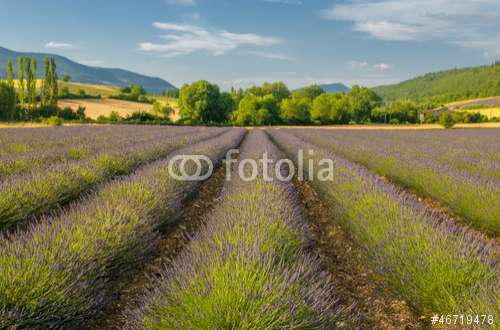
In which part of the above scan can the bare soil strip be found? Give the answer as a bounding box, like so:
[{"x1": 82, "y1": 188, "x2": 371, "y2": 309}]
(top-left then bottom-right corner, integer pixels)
[
  {"x1": 292, "y1": 177, "x2": 429, "y2": 330},
  {"x1": 90, "y1": 158, "x2": 234, "y2": 329}
]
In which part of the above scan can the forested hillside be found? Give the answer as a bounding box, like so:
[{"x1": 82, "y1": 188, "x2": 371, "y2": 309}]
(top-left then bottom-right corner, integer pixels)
[{"x1": 373, "y1": 62, "x2": 500, "y2": 103}]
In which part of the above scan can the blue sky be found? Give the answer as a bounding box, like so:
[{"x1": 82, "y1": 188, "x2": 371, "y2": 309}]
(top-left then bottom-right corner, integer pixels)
[{"x1": 1, "y1": 0, "x2": 499, "y2": 89}]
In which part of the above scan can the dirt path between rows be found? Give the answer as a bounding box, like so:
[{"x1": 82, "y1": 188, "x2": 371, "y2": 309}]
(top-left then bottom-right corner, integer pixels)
[
  {"x1": 90, "y1": 160, "x2": 232, "y2": 329},
  {"x1": 293, "y1": 177, "x2": 429, "y2": 330}
]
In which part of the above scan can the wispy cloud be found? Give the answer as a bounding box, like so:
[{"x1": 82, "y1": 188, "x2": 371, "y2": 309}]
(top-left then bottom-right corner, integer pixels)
[
  {"x1": 262, "y1": 0, "x2": 302, "y2": 5},
  {"x1": 349, "y1": 60, "x2": 393, "y2": 71},
  {"x1": 349, "y1": 60, "x2": 369, "y2": 70},
  {"x1": 139, "y1": 22, "x2": 281, "y2": 57},
  {"x1": 243, "y1": 51, "x2": 291, "y2": 60},
  {"x1": 45, "y1": 41, "x2": 75, "y2": 50},
  {"x1": 373, "y1": 63, "x2": 392, "y2": 71},
  {"x1": 165, "y1": 0, "x2": 196, "y2": 6},
  {"x1": 320, "y1": 0, "x2": 500, "y2": 57}
]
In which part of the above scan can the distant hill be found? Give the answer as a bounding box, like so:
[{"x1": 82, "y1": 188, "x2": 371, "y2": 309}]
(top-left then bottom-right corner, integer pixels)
[
  {"x1": 373, "y1": 62, "x2": 500, "y2": 103},
  {"x1": 320, "y1": 83, "x2": 350, "y2": 93},
  {"x1": 0, "y1": 46, "x2": 176, "y2": 93}
]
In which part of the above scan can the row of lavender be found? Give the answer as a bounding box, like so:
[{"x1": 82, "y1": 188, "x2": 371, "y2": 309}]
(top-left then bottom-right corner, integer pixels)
[
  {"x1": 0, "y1": 128, "x2": 246, "y2": 328},
  {"x1": 267, "y1": 128, "x2": 499, "y2": 317},
  {"x1": 0, "y1": 126, "x2": 172, "y2": 157},
  {"x1": 287, "y1": 128, "x2": 500, "y2": 235},
  {"x1": 124, "y1": 129, "x2": 349, "y2": 329},
  {"x1": 0, "y1": 126, "x2": 201, "y2": 178},
  {"x1": 0, "y1": 126, "x2": 226, "y2": 231}
]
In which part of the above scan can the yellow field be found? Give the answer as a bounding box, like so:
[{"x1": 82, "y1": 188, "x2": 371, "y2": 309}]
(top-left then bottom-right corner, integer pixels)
[
  {"x1": 446, "y1": 96, "x2": 500, "y2": 107},
  {"x1": 58, "y1": 99, "x2": 153, "y2": 119},
  {"x1": 58, "y1": 81, "x2": 119, "y2": 97},
  {"x1": 278, "y1": 122, "x2": 500, "y2": 130},
  {"x1": 461, "y1": 108, "x2": 500, "y2": 119},
  {"x1": 58, "y1": 98, "x2": 180, "y2": 122}
]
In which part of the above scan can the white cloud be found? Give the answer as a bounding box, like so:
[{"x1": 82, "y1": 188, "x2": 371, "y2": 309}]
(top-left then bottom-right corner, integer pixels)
[
  {"x1": 45, "y1": 41, "x2": 75, "y2": 50},
  {"x1": 243, "y1": 51, "x2": 291, "y2": 60},
  {"x1": 165, "y1": 0, "x2": 196, "y2": 6},
  {"x1": 140, "y1": 22, "x2": 281, "y2": 57},
  {"x1": 374, "y1": 63, "x2": 392, "y2": 71},
  {"x1": 349, "y1": 60, "x2": 393, "y2": 71},
  {"x1": 349, "y1": 60, "x2": 369, "y2": 70},
  {"x1": 320, "y1": 0, "x2": 500, "y2": 56}
]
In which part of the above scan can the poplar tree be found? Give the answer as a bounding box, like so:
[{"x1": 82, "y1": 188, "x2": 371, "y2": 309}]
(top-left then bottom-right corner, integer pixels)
[
  {"x1": 17, "y1": 57, "x2": 25, "y2": 105},
  {"x1": 41, "y1": 56, "x2": 51, "y2": 106},
  {"x1": 49, "y1": 58, "x2": 58, "y2": 106},
  {"x1": 30, "y1": 58, "x2": 37, "y2": 108},
  {"x1": 7, "y1": 59, "x2": 14, "y2": 89},
  {"x1": 24, "y1": 58, "x2": 33, "y2": 110}
]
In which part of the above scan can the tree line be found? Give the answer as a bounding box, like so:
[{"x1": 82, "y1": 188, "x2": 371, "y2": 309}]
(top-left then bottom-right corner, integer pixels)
[
  {"x1": 176, "y1": 80, "x2": 497, "y2": 126},
  {"x1": 0, "y1": 57, "x2": 63, "y2": 121},
  {"x1": 177, "y1": 80, "x2": 392, "y2": 125}
]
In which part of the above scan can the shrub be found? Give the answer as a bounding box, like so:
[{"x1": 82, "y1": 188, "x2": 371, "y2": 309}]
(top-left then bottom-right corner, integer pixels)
[
  {"x1": 152, "y1": 101, "x2": 174, "y2": 118},
  {"x1": 45, "y1": 116, "x2": 63, "y2": 126},
  {"x1": 439, "y1": 112, "x2": 455, "y2": 128}
]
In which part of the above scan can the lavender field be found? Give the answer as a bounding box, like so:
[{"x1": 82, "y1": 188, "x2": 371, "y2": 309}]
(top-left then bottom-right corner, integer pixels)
[{"x1": 0, "y1": 125, "x2": 498, "y2": 329}]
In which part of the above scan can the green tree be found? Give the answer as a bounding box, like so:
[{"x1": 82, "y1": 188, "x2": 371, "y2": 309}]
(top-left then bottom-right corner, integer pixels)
[
  {"x1": 7, "y1": 60, "x2": 14, "y2": 90},
  {"x1": 17, "y1": 57, "x2": 25, "y2": 105},
  {"x1": 438, "y1": 112, "x2": 455, "y2": 128},
  {"x1": 295, "y1": 85, "x2": 324, "y2": 100},
  {"x1": 348, "y1": 86, "x2": 381, "y2": 123},
  {"x1": 130, "y1": 84, "x2": 146, "y2": 97},
  {"x1": 179, "y1": 80, "x2": 229, "y2": 124},
  {"x1": 0, "y1": 82, "x2": 17, "y2": 120},
  {"x1": 62, "y1": 74, "x2": 71, "y2": 82},
  {"x1": 232, "y1": 94, "x2": 280, "y2": 126},
  {"x1": 41, "y1": 57, "x2": 51, "y2": 106},
  {"x1": 261, "y1": 82, "x2": 290, "y2": 102},
  {"x1": 280, "y1": 96, "x2": 311, "y2": 124},
  {"x1": 49, "y1": 58, "x2": 58, "y2": 106},
  {"x1": 152, "y1": 101, "x2": 174, "y2": 119},
  {"x1": 29, "y1": 58, "x2": 37, "y2": 109},
  {"x1": 311, "y1": 93, "x2": 350, "y2": 124}
]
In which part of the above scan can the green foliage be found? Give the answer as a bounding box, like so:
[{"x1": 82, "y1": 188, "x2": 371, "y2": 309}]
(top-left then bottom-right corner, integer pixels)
[
  {"x1": 294, "y1": 84, "x2": 325, "y2": 100},
  {"x1": 163, "y1": 88, "x2": 179, "y2": 98},
  {"x1": 311, "y1": 93, "x2": 350, "y2": 124},
  {"x1": 44, "y1": 116, "x2": 63, "y2": 126},
  {"x1": 0, "y1": 82, "x2": 17, "y2": 120},
  {"x1": 371, "y1": 100, "x2": 420, "y2": 123},
  {"x1": 152, "y1": 101, "x2": 173, "y2": 118},
  {"x1": 373, "y1": 62, "x2": 500, "y2": 103},
  {"x1": 108, "y1": 111, "x2": 122, "y2": 122},
  {"x1": 112, "y1": 84, "x2": 151, "y2": 103},
  {"x1": 62, "y1": 74, "x2": 71, "y2": 82},
  {"x1": 246, "y1": 82, "x2": 291, "y2": 102},
  {"x1": 279, "y1": 95, "x2": 311, "y2": 124},
  {"x1": 348, "y1": 85, "x2": 382, "y2": 123},
  {"x1": 232, "y1": 94, "x2": 280, "y2": 125},
  {"x1": 7, "y1": 59, "x2": 14, "y2": 89},
  {"x1": 452, "y1": 111, "x2": 487, "y2": 123},
  {"x1": 179, "y1": 80, "x2": 230, "y2": 124},
  {"x1": 438, "y1": 112, "x2": 455, "y2": 128},
  {"x1": 17, "y1": 57, "x2": 25, "y2": 105}
]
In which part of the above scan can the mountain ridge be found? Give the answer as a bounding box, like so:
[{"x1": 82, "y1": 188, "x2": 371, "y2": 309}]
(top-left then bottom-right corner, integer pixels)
[
  {"x1": 372, "y1": 62, "x2": 500, "y2": 103},
  {"x1": 0, "y1": 46, "x2": 176, "y2": 93}
]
